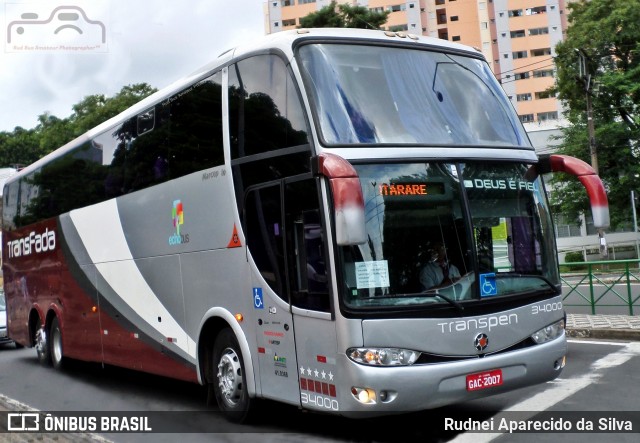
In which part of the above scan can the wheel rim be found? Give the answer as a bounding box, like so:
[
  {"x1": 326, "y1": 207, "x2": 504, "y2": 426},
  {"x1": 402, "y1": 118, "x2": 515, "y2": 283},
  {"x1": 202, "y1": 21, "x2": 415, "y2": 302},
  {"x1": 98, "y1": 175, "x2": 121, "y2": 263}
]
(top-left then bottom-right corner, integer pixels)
[
  {"x1": 35, "y1": 327, "x2": 47, "y2": 357},
  {"x1": 52, "y1": 326, "x2": 63, "y2": 364},
  {"x1": 216, "y1": 347, "x2": 243, "y2": 407}
]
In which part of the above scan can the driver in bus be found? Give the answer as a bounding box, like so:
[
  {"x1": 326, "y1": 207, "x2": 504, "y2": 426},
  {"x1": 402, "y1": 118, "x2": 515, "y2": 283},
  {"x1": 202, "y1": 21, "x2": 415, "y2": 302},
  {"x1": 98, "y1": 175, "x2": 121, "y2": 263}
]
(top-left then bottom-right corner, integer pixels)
[{"x1": 419, "y1": 242, "x2": 461, "y2": 290}]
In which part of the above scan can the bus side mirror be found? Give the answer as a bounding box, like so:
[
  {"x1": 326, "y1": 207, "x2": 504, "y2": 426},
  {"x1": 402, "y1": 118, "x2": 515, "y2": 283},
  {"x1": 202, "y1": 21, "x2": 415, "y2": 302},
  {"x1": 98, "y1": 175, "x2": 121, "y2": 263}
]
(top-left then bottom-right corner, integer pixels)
[
  {"x1": 534, "y1": 154, "x2": 610, "y2": 229},
  {"x1": 314, "y1": 153, "x2": 366, "y2": 245}
]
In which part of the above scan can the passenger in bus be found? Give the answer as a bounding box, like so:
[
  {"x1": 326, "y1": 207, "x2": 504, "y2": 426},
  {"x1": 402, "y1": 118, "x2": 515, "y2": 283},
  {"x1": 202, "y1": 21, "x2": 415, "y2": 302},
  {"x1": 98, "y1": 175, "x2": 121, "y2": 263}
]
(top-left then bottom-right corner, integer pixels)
[
  {"x1": 419, "y1": 242, "x2": 461, "y2": 290},
  {"x1": 154, "y1": 155, "x2": 168, "y2": 180}
]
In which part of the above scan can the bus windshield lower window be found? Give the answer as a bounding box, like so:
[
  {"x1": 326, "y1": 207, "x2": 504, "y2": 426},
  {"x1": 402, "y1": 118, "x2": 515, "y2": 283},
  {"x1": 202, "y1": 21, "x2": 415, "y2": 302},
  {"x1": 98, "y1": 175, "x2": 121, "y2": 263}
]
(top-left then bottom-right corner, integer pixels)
[{"x1": 339, "y1": 162, "x2": 559, "y2": 309}]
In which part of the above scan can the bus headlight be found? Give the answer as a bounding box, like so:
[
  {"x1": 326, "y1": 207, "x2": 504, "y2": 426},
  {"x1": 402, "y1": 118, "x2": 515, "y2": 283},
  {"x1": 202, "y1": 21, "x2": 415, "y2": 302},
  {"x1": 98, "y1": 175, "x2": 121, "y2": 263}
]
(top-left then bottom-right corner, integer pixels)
[
  {"x1": 347, "y1": 347, "x2": 420, "y2": 366},
  {"x1": 531, "y1": 319, "x2": 565, "y2": 344}
]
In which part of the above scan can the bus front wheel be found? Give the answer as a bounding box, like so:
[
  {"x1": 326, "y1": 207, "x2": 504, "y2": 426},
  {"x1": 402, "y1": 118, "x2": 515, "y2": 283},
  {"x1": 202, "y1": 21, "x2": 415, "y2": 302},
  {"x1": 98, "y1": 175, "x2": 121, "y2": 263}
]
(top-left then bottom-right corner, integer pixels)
[{"x1": 212, "y1": 328, "x2": 254, "y2": 423}]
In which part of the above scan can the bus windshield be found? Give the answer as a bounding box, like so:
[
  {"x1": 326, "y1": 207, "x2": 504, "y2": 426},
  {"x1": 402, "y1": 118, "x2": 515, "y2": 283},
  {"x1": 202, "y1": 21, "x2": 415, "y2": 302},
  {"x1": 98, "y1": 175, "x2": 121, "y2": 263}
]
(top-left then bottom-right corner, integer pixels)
[
  {"x1": 297, "y1": 43, "x2": 529, "y2": 147},
  {"x1": 340, "y1": 162, "x2": 559, "y2": 308}
]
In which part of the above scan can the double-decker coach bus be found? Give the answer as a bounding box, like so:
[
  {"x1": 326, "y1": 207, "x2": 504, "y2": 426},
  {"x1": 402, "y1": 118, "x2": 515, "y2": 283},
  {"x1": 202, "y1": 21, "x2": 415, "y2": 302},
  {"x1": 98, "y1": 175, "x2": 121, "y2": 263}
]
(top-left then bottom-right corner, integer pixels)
[{"x1": 2, "y1": 28, "x2": 609, "y2": 422}]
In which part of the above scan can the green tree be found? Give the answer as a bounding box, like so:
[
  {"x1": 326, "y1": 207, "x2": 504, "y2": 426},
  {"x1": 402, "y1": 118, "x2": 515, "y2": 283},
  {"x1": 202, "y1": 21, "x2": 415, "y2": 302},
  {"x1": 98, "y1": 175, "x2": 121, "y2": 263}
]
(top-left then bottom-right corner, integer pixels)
[
  {"x1": 0, "y1": 127, "x2": 42, "y2": 168},
  {"x1": 299, "y1": 1, "x2": 389, "y2": 30},
  {"x1": 0, "y1": 83, "x2": 157, "y2": 168},
  {"x1": 551, "y1": 0, "x2": 640, "y2": 229},
  {"x1": 37, "y1": 113, "x2": 74, "y2": 154}
]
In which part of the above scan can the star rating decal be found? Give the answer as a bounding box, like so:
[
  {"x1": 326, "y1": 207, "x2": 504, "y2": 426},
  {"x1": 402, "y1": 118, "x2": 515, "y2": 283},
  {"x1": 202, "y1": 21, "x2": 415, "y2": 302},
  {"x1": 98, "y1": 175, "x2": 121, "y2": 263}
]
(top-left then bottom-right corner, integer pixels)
[{"x1": 300, "y1": 366, "x2": 334, "y2": 381}]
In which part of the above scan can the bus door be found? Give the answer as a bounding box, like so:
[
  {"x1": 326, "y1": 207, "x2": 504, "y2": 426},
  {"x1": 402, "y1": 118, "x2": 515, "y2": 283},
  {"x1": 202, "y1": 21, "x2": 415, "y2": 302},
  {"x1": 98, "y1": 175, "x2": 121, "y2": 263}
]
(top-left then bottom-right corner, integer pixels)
[
  {"x1": 245, "y1": 182, "x2": 299, "y2": 404},
  {"x1": 245, "y1": 177, "x2": 336, "y2": 407},
  {"x1": 287, "y1": 211, "x2": 338, "y2": 412},
  {"x1": 283, "y1": 178, "x2": 338, "y2": 412}
]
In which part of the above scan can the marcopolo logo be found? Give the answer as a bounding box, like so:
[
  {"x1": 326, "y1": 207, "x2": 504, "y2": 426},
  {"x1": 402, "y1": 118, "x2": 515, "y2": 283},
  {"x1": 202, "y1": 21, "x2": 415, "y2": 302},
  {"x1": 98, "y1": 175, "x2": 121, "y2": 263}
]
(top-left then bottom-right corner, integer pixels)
[
  {"x1": 5, "y1": 4, "x2": 108, "y2": 53},
  {"x1": 7, "y1": 227, "x2": 56, "y2": 259},
  {"x1": 169, "y1": 199, "x2": 189, "y2": 245}
]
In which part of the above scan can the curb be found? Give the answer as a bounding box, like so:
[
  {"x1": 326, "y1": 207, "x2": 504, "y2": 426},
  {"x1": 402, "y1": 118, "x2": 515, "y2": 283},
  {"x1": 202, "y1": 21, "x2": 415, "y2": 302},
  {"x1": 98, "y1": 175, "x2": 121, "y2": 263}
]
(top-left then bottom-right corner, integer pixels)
[{"x1": 566, "y1": 328, "x2": 640, "y2": 341}]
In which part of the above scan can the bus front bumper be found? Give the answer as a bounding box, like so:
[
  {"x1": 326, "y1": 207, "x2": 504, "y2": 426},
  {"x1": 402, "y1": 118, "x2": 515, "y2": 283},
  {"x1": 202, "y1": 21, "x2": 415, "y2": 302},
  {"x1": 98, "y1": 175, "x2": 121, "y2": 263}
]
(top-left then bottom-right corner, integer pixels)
[{"x1": 332, "y1": 335, "x2": 567, "y2": 418}]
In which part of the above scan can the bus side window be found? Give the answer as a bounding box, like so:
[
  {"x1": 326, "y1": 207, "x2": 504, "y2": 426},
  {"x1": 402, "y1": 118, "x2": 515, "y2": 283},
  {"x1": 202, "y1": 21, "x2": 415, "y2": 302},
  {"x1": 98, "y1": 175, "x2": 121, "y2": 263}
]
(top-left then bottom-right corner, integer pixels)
[
  {"x1": 228, "y1": 55, "x2": 308, "y2": 160},
  {"x1": 2, "y1": 180, "x2": 19, "y2": 230},
  {"x1": 228, "y1": 55, "x2": 312, "y2": 223},
  {"x1": 295, "y1": 214, "x2": 329, "y2": 295},
  {"x1": 244, "y1": 185, "x2": 285, "y2": 299},
  {"x1": 105, "y1": 71, "x2": 224, "y2": 197},
  {"x1": 167, "y1": 71, "x2": 224, "y2": 178}
]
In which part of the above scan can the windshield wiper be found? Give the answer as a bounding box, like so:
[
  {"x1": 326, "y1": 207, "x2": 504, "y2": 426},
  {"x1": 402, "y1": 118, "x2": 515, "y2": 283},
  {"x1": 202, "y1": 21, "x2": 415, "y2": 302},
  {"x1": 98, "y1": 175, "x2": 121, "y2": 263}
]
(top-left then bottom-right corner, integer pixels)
[
  {"x1": 432, "y1": 293, "x2": 464, "y2": 312},
  {"x1": 381, "y1": 291, "x2": 464, "y2": 312}
]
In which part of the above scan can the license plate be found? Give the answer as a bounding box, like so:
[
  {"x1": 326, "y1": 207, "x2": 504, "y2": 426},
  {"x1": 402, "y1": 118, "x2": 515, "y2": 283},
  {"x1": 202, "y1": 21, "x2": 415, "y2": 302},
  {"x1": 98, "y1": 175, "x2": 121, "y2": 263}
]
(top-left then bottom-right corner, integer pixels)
[{"x1": 466, "y1": 369, "x2": 503, "y2": 391}]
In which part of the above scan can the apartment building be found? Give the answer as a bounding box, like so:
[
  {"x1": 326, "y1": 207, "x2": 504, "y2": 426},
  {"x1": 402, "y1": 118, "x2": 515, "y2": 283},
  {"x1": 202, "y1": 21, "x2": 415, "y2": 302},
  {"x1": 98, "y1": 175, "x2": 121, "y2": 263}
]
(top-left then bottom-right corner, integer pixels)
[{"x1": 264, "y1": 0, "x2": 568, "y2": 126}]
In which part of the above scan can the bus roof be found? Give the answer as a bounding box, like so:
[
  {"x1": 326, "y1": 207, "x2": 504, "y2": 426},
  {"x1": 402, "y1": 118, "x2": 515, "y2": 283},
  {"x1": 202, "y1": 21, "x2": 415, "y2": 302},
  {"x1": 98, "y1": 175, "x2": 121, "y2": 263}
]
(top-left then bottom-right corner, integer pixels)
[
  {"x1": 205, "y1": 27, "x2": 484, "y2": 72},
  {"x1": 9, "y1": 28, "x2": 485, "y2": 181}
]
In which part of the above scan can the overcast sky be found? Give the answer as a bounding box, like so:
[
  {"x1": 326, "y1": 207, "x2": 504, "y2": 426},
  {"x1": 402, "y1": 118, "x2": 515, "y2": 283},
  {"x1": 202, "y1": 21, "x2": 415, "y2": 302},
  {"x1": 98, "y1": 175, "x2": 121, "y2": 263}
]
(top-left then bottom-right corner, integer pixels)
[{"x1": 0, "y1": 0, "x2": 265, "y2": 132}]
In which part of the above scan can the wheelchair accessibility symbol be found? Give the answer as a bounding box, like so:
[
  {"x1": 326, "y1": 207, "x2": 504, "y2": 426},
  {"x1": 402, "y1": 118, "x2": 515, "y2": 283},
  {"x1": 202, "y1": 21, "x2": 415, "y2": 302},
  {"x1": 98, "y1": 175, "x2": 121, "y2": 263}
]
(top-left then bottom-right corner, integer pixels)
[
  {"x1": 479, "y1": 273, "x2": 497, "y2": 297},
  {"x1": 253, "y1": 287, "x2": 264, "y2": 309}
]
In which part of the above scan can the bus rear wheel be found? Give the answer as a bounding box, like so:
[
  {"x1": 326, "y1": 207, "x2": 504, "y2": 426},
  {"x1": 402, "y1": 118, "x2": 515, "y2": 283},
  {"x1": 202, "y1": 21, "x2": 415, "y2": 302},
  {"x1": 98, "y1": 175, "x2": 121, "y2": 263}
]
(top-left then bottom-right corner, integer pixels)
[
  {"x1": 50, "y1": 317, "x2": 65, "y2": 370},
  {"x1": 212, "y1": 328, "x2": 254, "y2": 423},
  {"x1": 35, "y1": 325, "x2": 51, "y2": 366}
]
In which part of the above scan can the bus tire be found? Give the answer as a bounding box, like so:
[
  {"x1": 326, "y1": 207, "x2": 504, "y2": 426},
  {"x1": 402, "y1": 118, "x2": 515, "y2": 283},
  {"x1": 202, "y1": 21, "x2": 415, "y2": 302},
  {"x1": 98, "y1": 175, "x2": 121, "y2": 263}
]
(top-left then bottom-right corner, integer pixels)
[
  {"x1": 212, "y1": 328, "x2": 254, "y2": 423},
  {"x1": 50, "y1": 317, "x2": 65, "y2": 370},
  {"x1": 35, "y1": 324, "x2": 51, "y2": 366}
]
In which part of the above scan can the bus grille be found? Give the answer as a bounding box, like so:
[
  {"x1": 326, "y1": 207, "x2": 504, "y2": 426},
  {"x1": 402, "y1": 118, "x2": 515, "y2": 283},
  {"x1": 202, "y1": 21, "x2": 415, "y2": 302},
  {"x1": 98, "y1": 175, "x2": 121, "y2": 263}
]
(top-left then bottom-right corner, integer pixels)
[{"x1": 415, "y1": 337, "x2": 537, "y2": 364}]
